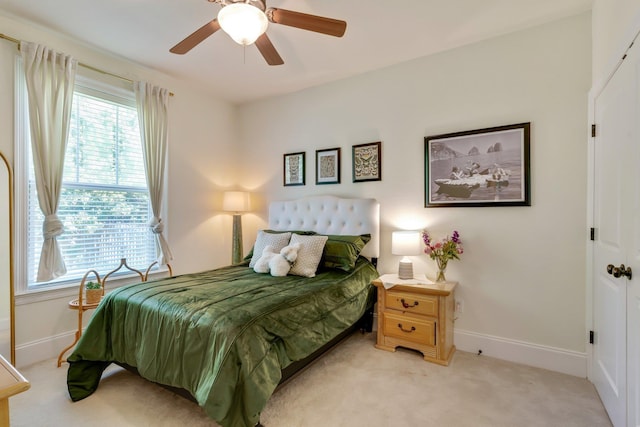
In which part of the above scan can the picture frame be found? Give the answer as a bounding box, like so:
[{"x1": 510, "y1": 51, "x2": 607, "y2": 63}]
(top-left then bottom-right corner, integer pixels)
[
  {"x1": 283, "y1": 152, "x2": 305, "y2": 186},
  {"x1": 424, "y1": 122, "x2": 530, "y2": 207},
  {"x1": 352, "y1": 141, "x2": 381, "y2": 182},
  {"x1": 315, "y1": 148, "x2": 341, "y2": 185}
]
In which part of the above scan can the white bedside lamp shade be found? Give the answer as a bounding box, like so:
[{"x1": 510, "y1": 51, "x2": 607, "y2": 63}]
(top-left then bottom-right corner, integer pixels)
[
  {"x1": 223, "y1": 191, "x2": 250, "y2": 264},
  {"x1": 392, "y1": 231, "x2": 422, "y2": 279}
]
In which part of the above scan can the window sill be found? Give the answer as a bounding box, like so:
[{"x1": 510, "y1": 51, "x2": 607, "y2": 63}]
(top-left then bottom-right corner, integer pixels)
[{"x1": 15, "y1": 269, "x2": 169, "y2": 306}]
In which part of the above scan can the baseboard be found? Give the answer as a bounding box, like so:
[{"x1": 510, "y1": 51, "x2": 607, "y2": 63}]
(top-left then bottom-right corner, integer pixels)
[
  {"x1": 372, "y1": 312, "x2": 587, "y2": 377},
  {"x1": 454, "y1": 328, "x2": 587, "y2": 378},
  {"x1": 17, "y1": 325, "x2": 588, "y2": 378},
  {"x1": 15, "y1": 330, "x2": 76, "y2": 369}
]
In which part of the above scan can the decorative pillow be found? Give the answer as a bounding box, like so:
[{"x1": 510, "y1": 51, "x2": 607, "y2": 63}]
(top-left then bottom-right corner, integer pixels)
[
  {"x1": 248, "y1": 231, "x2": 292, "y2": 268},
  {"x1": 288, "y1": 233, "x2": 329, "y2": 278},
  {"x1": 321, "y1": 234, "x2": 372, "y2": 272},
  {"x1": 244, "y1": 230, "x2": 316, "y2": 261}
]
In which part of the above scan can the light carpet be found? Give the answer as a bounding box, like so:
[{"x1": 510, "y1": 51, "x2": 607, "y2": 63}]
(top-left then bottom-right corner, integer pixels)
[{"x1": 10, "y1": 333, "x2": 611, "y2": 427}]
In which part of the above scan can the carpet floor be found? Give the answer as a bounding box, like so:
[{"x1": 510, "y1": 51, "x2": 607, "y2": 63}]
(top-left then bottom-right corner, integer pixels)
[{"x1": 10, "y1": 333, "x2": 611, "y2": 426}]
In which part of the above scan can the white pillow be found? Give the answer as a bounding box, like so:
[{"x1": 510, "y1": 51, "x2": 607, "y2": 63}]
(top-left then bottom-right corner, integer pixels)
[
  {"x1": 249, "y1": 231, "x2": 292, "y2": 268},
  {"x1": 288, "y1": 233, "x2": 328, "y2": 278}
]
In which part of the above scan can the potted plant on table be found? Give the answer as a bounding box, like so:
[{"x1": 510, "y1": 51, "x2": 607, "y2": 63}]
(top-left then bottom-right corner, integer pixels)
[{"x1": 85, "y1": 281, "x2": 103, "y2": 305}]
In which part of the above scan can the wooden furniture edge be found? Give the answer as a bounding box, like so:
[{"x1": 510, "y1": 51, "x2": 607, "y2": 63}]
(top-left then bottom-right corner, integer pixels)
[
  {"x1": 0, "y1": 355, "x2": 29, "y2": 400},
  {"x1": 372, "y1": 278, "x2": 456, "y2": 296}
]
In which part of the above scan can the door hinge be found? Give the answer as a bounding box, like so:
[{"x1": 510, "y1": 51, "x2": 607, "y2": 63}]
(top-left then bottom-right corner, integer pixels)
[
  {"x1": 591, "y1": 124, "x2": 596, "y2": 138},
  {"x1": 589, "y1": 330, "x2": 594, "y2": 344},
  {"x1": 590, "y1": 227, "x2": 595, "y2": 241}
]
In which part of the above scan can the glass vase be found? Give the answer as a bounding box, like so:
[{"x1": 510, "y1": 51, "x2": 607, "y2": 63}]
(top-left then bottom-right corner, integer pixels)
[{"x1": 435, "y1": 258, "x2": 448, "y2": 283}]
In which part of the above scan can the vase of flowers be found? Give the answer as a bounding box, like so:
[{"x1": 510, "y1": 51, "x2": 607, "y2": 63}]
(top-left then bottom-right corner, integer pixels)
[{"x1": 422, "y1": 230, "x2": 463, "y2": 283}]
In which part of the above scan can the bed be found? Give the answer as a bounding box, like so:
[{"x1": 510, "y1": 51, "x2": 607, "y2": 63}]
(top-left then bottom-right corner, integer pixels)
[{"x1": 66, "y1": 196, "x2": 380, "y2": 427}]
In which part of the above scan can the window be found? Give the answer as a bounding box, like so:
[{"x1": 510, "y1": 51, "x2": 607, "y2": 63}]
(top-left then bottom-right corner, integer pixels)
[{"x1": 16, "y1": 69, "x2": 157, "y2": 292}]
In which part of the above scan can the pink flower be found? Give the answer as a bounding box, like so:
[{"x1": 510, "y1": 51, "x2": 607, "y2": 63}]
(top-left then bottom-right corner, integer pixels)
[{"x1": 421, "y1": 229, "x2": 464, "y2": 264}]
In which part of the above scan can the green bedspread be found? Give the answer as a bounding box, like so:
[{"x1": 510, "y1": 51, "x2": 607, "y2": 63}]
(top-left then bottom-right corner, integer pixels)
[{"x1": 67, "y1": 259, "x2": 378, "y2": 427}]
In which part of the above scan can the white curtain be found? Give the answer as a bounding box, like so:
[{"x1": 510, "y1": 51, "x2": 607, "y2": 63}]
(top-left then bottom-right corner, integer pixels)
[
  {"x1": 20, "y1": 42, "x2": 77, "y2": 282},
  {"x1": 134, "y1": 81, "x2": 173, "y2": 264}
]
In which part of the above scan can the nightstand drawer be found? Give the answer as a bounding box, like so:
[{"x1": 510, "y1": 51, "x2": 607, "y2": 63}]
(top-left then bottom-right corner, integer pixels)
[
  {"x1": 386, "y1": 290, "x2": 438, "y2": 316},
  {"x1": 383, "y1": 312, "x2": 436, "y2": 346}
]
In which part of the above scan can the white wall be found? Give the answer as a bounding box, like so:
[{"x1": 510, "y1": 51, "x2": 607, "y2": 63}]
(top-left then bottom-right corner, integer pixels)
[
  {"x1": 238, "y1": 14, "x2": 592, "y2": 375},
  {"x1": 0, "y1": 10, "x2": 594, "y2": 373},
  {"x1": 0, "y1": 12, "x2": 238, "y2": 366}
]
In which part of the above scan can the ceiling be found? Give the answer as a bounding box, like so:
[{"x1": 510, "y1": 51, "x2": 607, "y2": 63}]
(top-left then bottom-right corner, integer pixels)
[{"x1": 0, "y1": 0, "x2": 592, "y2": 105}]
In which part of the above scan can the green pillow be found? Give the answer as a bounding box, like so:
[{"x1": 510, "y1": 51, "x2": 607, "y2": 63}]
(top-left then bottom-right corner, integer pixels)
[
  {"x1": 244, "y1": 229, "x2": 316, "y2": 261},
  {"x1": 321, "y1": 234, "x2": 371, "y2": 272}
]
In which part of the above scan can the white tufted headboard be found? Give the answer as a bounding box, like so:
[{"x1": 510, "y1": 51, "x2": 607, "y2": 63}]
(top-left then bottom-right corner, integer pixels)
[{"x1": 268, "y1": 196, "x2": 380, "y2": 259}]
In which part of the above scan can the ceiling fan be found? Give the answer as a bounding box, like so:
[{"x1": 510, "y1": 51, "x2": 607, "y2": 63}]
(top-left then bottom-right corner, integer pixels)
[{"x1": 170, "y1": 0, "x2": 347, "y2": 66}]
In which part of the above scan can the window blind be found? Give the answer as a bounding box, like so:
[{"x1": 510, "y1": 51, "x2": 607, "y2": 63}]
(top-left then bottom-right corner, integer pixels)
[{"x1": 26, "y1": 89, "x2": 156, "y2": 288}]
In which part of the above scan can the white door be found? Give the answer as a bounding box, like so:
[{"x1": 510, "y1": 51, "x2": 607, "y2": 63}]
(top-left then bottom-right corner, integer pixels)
[
  {"x1": 592, "y1": 38, "x2": 639, "y2": 427},
  {"x1": 627, "y1": 49, "x2": 640, "y2": 427}
]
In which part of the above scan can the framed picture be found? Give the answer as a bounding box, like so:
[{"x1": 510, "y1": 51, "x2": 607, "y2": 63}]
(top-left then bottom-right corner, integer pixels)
[
  {"x1": 352, "y1": 141, "x2": 381, "y2": 182},
  {"x1": 316, "y1": 148, "x2": 341, "y2": 185},
  {"x1": 283, "y1": 152, "x2": 305, "y2": 186},
  {"x1": 424, "y1": 122, "x2": 530, "y2": 207}
]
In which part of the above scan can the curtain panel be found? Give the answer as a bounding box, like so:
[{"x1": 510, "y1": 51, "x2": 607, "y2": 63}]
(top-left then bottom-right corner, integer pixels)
[
  {"x1": 134, "y1": 81, "x2": 173, "y2": 264},
  {"x1": 20, "y1": 41, "x2": 77, "y2": 282}
]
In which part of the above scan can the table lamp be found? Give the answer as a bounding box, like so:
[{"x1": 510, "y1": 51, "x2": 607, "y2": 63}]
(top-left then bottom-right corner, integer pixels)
[
  {"x1": 223, "y1": 191, "x2": 250, "y2": 264},
  {"x1": 392, "y1": 230, "x2": 422, "y2": 279}
]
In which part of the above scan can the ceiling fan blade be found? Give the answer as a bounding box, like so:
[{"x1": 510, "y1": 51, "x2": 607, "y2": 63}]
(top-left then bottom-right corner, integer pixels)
[
  {"x1": 268, "y1": 8, "x2": 346, "y2": 37},
  {"x1": 255, "y1": 33, "x2": 284, "y2": 66},
  {"x1": 170, "y1": 19, "x2": 221, "y2": 54}
]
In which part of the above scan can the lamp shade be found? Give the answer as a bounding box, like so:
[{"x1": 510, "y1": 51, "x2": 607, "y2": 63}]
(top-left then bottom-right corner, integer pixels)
[
  {"x1": 392, "y1": 230, "x2": 421, "y2": 280},
  {"x1": 223, "y1": 191, "x2": 250, "y2": 213},
  {"x1": 391, "y1": 231, "x2": 422, "y2": 256},
  {"x1": 218, "y1": 3, "x2": 269, "y2": 46}
]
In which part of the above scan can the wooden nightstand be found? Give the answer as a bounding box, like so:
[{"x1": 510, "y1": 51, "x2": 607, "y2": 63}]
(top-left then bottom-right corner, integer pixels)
[{"x1": 372, "y1": 274, "x2": 456, "y2": 365}]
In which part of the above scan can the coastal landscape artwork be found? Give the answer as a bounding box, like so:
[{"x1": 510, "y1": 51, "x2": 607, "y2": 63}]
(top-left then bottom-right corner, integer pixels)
[{"x1": 424, "y1": 123, "x2": 530, "y2": 207}]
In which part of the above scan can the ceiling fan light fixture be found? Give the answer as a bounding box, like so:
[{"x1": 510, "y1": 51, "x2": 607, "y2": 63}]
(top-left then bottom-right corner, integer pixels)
[{"x1": 218, "y1": 3, "x2": 268, "y2": 46}]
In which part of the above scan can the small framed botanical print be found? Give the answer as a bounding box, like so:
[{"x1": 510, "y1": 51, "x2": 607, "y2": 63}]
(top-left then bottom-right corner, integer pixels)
[
  {"x1": 352, "y1": 141, "x2": 381, "y2": 182},
  {"x1": 283, "y1": 152, "x2": 305, "y2": 186},
  {"x1": 316, "y1": 148, "x2": 341, "y2": 185}
]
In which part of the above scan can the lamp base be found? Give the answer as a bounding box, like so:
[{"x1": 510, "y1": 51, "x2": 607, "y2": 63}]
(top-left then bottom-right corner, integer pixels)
[
  {"x1": 398, "y1": 260, "x2": 414, "y2": 280},
  {"x1": 231, "y1": 214, "x2": 243, "y2": 264}
]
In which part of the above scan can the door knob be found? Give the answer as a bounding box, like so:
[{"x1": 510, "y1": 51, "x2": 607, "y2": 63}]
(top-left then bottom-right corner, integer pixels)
[{"x1": 606, "y1": 264, "x2": 632, "y2": 280}]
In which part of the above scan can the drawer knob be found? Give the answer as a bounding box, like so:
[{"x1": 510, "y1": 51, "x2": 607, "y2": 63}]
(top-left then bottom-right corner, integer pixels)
[
  {"x1": 400, "y1": 298, "x2": 419, "y2": 309},
  {"x1": 397, "y1": 323, "x2": 416, "y2": 333}
]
